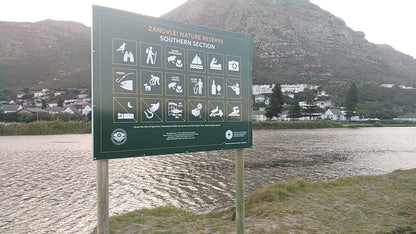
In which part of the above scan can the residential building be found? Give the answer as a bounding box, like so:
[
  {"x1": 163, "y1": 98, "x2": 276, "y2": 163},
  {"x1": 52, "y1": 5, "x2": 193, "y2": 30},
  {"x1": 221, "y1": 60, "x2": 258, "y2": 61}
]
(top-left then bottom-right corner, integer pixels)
[
  {"x1": 78, "y1": 94, "x2": 88, "y2": 99},
  {"x1": 252, "y1": 84, "x2": 274, "y2": 95},
  {"x1": 380, "y1": 84, "x2": 394, "y2": 88},
  {"x1": 33, "y1": 91, "x2": 44, "y2": 98},
  {"x1": 393, "y1": 113, "x2": 416, "y2": 122},
  {"x1": 276, "y1": 110, "x2": 290, "y2": 121},
  {"x1": 252, "y1": 110, "x2": 267, "y2": 121},
  {"x1": 315, "y1": 100, "x2": 333, "y2": 109},
  {"x1": 324, "y1": 109, "x2": 346, "y2": 121},
  {"x1": 82, "y1": 105, "x2": 92, "y2": 116},
  {"x1": 282, "y1": 92, "x2": 294, "y2": 99},
  {"x1": 0, "y1": 104, "x2": 23, "y2": 113},
  {"x1": 19, "y1": 108, "x2": 46, "y2": 114},
  {"x1": 398, "y1": 85, "x2": 413, "y2": 90},
  {"x1": 64, "y1": 106, "x2": 80, "y2": 115},
  {"x1": 254, "y1": 95, "x2": 266, "y2": 103},
  {"x1": 281, "y1": 84, "x2": 318, "y2": 93},
  {"x1": 45, "y1": 107, "x2": 65, "y2": 114}
]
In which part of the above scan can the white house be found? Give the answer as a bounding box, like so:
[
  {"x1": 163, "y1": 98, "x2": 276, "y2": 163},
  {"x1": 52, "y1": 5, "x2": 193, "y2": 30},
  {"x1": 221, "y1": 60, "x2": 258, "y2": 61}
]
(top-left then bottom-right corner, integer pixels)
[
  {"x1": 393, "y1": 113, "x2": 416, "y2": 122},
  {"x1": 252, "y1": 85, "x2": 274, "y2": 95},
  {"x1": 252, "y1": 110, "x2": 267, "y2": 121},
  {"x1": 276, "y1": 110, "x2": 290, "y2": 121},
  {"x1": 33, "y1": 91, "x2": 44, "y2": 98},
  {"x1": 315, "y1": 100, "x2": 333, "y2": 109},
  {"x1": 254, "y1": 95, "x2": 265, "y2": 103},
  {"x1": 324, "y1": 109, "x2": 346, "y2": 121},
  {"x1": 64, "y1": 106, "x2": 80, "y2": 115},
  {"x1": 45, "y1": 107, "x2": 65, "y2": 114},
  {"x1": 380, "y1": 84, "x2": 394, "y2": 88},
  {"x1": 82, "y1": 105, "x2": 92, "y2": 116},
  {"x1": 78, "y1": 94, "x2": 88, "y2": 99}
]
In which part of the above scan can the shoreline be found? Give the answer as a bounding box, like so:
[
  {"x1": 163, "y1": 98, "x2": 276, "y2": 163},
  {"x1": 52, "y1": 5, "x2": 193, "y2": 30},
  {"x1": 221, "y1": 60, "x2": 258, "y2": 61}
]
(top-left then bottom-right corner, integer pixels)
[{"x1": 1, "y1": 120, "x2": 416, "y2": 135}]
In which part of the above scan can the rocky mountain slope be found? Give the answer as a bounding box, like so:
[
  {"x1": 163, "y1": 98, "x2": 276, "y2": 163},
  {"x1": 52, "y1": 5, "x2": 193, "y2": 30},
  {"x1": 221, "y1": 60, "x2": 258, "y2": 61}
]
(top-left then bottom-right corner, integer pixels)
[
  {"x1": 0, "y1": 20, "x2": 90, "y2": 89},
  {"x1": 163, "y1": 0, "x2": 416, "y2": 85},
  {"x1": 1, "y1": 0, "x2": 416, "y2": 90}
]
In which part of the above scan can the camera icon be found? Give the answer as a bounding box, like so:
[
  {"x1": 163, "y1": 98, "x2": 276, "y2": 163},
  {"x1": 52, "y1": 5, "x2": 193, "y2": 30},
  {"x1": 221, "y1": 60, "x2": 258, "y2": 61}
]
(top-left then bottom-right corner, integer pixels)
[{"x1": 228, "y1": 60, "x2": 239, "y2": 72}]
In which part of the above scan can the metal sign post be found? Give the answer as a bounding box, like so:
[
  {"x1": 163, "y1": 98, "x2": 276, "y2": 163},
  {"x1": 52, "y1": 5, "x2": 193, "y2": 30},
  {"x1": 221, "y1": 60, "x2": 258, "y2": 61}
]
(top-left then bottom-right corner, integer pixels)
[
  {"x1": 235, "y1": 148, "x2": 245, "y2": 233},
  {"x1": 97, "y1": 160, "x2": 109, "y2": 234}
]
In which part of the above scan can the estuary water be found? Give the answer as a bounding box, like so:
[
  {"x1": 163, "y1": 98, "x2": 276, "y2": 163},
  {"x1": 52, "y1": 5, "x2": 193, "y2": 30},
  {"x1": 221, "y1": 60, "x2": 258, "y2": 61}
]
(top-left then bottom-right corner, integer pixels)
[{"x1": 1, "y1": 127, "x2": 416, "y2": 233}]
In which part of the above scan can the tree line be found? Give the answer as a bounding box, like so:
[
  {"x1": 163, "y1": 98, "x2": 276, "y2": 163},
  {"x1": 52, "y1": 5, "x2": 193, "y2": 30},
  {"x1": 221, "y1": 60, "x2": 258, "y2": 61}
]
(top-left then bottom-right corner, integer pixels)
[{"x1": 265, "y1": 83, "x2": 358, "y2": 120}]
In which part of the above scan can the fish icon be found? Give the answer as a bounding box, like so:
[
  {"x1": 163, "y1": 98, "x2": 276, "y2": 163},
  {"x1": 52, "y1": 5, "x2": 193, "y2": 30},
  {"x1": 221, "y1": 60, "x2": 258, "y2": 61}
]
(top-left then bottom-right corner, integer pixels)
[
  {"x1": 120, "y1": 80, "x2": 133, "y2": 91},
  {"x1": 115, "y1": 72, "x2": 135, "y2": 91}
]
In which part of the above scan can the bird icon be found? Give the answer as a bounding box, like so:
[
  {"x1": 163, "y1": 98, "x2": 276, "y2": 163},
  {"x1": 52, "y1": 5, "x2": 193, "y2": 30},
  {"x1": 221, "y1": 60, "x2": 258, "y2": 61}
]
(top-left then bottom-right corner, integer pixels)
[{"x1": 116, "y1": 43, "x2": 126, "y2": 53}]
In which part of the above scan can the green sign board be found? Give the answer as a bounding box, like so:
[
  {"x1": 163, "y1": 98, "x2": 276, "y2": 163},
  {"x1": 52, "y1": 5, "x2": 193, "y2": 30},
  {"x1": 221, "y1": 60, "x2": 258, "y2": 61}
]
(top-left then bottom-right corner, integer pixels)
[{"x1": 92, "y1": 6, "x2": 252, "y2": 160}]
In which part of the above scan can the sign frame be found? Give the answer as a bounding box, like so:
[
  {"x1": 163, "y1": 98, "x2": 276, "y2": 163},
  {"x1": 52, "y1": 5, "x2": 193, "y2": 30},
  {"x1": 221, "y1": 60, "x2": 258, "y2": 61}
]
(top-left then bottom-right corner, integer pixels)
[{"x1": 92, "y1": 5, "x2": 252, "y2": 160}]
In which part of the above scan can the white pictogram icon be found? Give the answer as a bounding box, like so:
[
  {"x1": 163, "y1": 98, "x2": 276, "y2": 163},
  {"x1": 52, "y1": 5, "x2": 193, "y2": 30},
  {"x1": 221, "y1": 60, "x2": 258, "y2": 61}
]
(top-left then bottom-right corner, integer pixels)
[
  {"x1": 144, "y1": 102, "x2": 160, "y2": 119},
  {"x1": 117, "y1": 113, "x2": 135, "y2": 120},
  {"x1": 193, "y1": 79, "x2": 204, "y2": 95},
  {"x1": 117, "y1": 100, "x2": 135, "y2": 120},
  {"x1": 191, "y1": 103, "x2": 203, "y2": 118},
  {"x1": 115, "y1": 72, "x2": 134, "y2": 91},
  {"x1": 168, "y1": 102, "x2": 183, "y2": 118},
  {"x1": 228, "y1": 83, "x2": 240, "y2": 95},
  {"x1": 211, "y1": 80, "x2": 222, "y2": 95},
  {"x1": 190, "y1": 54, "x2": 203, "y2": 70},
  {"x1": 146, "y1": 46, "x2": 157, "y2": 65},
  {"x1": 167, "y1": 49, "x2": 183, "y2": 68},
  {"x1": 168, "y1": 82, "x2": 183, "y2": 93},
  {"x1": 116, "y1": 43, "x2": 135, "y2": 63},
  {"x1": 123, "y1": 52, "x2": 134, "y2": 63},
  {"x1": 228, "y1": 60, "x2": 239, "y2": 71},
  {"x1": 210, "y1": 57, "x2": 222, "y2": 71},
  {"x1": 210, "y1": 106, "x2": 223, "y2": 117},
  {"x1": 116, "y1": 43, "x2": 126, "y2": 53},
  {"x1": 143, "y1": 74, "x2": 160, "y2": 92},
  {"x1": 228, "y1": 106, "x2": 240, "y2": 117}
]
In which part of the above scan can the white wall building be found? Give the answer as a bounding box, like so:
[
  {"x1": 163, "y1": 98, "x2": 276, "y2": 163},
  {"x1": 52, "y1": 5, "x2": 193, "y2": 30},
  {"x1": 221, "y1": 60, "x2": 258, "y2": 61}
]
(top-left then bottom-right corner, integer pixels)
[
  {"x1": 281, "y1": 84, "x2": 318, "y2": 93},
  {"x1": 380, "y1": 84, "x2": 394, "y2": 88},
  {"x1": 324, "y1": 109, "x2": 346, "y2": 121},
  {"x1": 252, "y1": 84, "x2": 275, "y2": 95}
]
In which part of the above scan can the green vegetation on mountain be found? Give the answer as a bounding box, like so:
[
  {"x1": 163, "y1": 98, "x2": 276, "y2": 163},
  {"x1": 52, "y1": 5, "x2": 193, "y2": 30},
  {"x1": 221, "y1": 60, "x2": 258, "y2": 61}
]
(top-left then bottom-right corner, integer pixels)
[
  {"x1": 0, "y1": 20, "x2": 90, "y2": 90},
  {"x1": 164, "y1": 0, "x2": 416, "y2": 86},
  {"x1": 327, "y1": 84, "x2": 416, "y2": 118}
]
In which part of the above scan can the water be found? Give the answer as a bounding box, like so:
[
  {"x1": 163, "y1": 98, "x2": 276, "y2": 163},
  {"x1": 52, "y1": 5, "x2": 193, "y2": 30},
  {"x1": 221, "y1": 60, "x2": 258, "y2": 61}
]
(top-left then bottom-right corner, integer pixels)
[{"x1": 1, "y1": 127, "x2": 416, "y2": 233}]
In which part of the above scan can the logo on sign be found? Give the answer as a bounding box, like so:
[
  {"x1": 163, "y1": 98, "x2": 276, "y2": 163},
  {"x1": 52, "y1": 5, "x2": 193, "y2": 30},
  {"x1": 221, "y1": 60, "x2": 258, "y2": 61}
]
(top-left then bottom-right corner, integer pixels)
[
  {"x1": 225, "y1": 130, "x2": 233, "y2": 140},
  {"x1": 111, "y1": 128, "x2": 128, "y2": 145}
]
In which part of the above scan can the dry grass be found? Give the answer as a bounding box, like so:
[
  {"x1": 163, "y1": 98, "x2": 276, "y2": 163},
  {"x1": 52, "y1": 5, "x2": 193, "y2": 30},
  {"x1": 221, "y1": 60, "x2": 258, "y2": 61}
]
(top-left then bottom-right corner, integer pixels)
[{"x1": 96, "y1": 169, "x2": 416, "y2": 233}]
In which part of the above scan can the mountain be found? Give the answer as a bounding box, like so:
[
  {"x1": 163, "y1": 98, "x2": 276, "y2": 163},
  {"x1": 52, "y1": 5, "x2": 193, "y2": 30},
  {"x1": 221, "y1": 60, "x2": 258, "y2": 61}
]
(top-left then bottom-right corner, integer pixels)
[
  {"x1": 0, "y1": 20, "x2": 90, "y2": 89},
  {"x1": 163, "y1": 0, "x2": 416, "y2": 85},
  {"x1": 1, "y1": 0, "x2": 416, "y2": 91}
]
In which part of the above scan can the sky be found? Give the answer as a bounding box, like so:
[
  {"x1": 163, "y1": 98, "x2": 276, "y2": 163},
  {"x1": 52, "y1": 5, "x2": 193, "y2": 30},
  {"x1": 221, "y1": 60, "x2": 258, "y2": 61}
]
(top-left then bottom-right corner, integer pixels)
[{"x1": 1, "y1": 0, "x2": 415, "y2": 58}]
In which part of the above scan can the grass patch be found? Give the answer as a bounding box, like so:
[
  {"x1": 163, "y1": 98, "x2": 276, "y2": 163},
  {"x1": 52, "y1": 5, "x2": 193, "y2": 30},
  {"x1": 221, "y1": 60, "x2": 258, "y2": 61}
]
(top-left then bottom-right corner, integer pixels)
[
  {"x1": 98, "y1": 169, "x2": 416, "y2": 233},
  {"x1": 0, "y1": 121, "x2": 91, "y2": 135},
  {"x1": 254, "y1": 120, "x2": 416, "y2": 129},
  {"x1": 253, "y1": 120, "x2": 344, "y2": 129}
]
